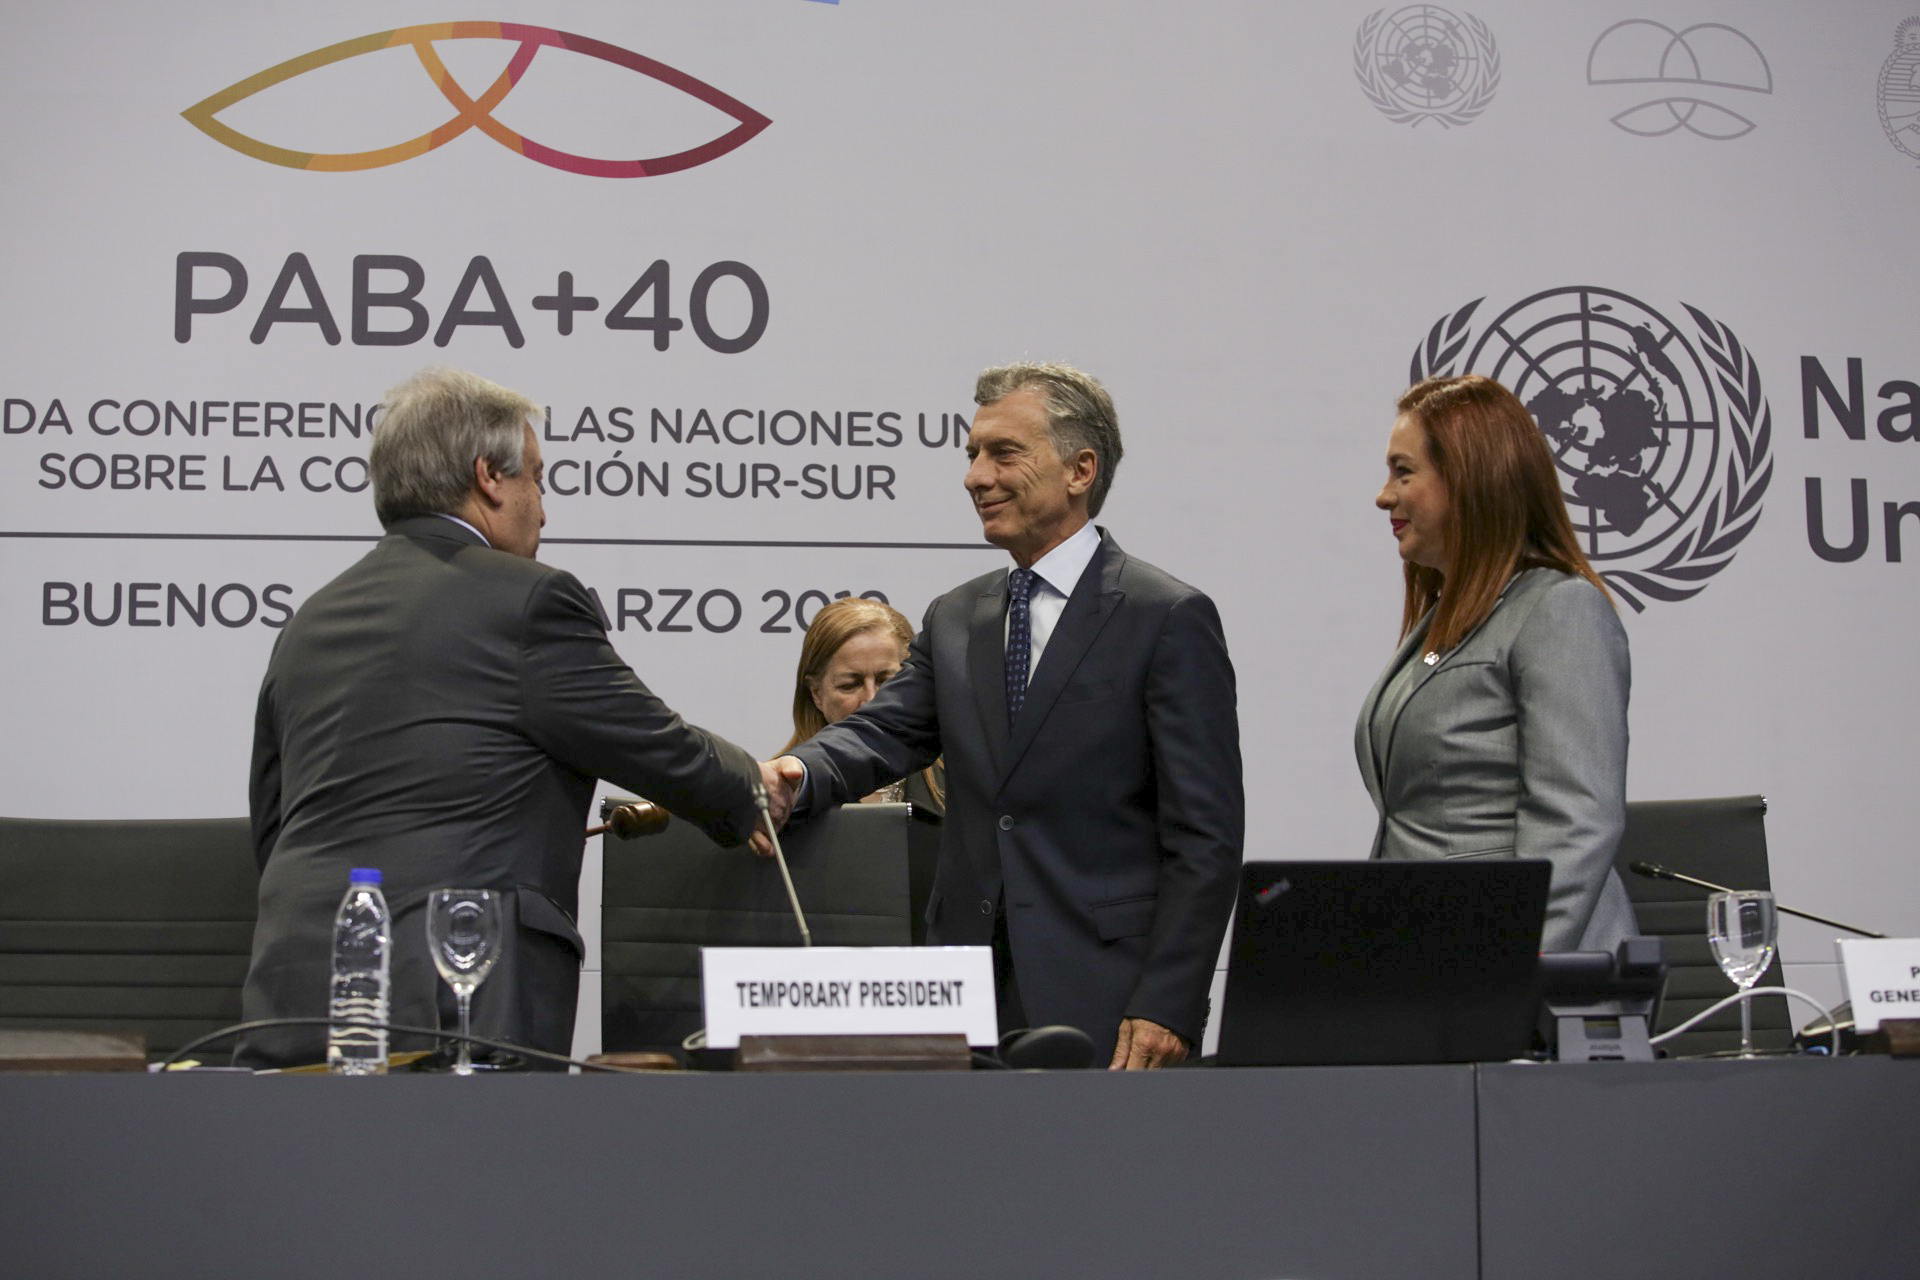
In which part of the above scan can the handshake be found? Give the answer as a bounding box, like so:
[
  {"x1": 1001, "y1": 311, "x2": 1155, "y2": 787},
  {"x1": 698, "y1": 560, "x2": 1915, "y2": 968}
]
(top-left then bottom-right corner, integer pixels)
[{"x1": 748, "y1": 756, "x2": 807, "y2": 857}]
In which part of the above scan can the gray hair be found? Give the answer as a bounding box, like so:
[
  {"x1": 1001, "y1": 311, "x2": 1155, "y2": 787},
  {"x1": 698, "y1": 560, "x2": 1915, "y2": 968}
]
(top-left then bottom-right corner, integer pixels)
[
  {"x1": 973, "y1": 362, "x2": 1123, "y2": 516},
  {"x1": 369, "y1": 367, "x2": 538, "y2": 527}
]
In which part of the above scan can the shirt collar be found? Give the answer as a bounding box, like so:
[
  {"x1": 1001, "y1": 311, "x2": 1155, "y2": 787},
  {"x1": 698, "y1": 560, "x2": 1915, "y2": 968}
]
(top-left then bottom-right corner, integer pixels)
[
  {"x1": 434, "y1": 512, "x2": 490, "y2": 547},
  {"x1": 1020, "y1": 521, "x2": 1099, "y2": 597}
]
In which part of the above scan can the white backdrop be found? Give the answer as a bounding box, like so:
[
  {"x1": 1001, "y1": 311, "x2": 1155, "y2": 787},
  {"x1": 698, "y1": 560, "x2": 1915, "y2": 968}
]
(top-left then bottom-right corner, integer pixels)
[{"x1": 5, "y1": 1, "x2": 1918, "y2": 1051}]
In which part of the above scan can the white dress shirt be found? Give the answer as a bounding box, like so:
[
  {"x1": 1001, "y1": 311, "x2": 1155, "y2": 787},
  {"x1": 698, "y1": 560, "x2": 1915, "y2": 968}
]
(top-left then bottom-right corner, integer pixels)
[
  {"x1": 790, "y1": 521, "x2": 1100, "y2": 800},
  {"x1": 1008, "y1": 521, "x2": 1101, "y2": 682},
  {"x1": 435, "y1": 512, "x2": 490, "y2": 546}
]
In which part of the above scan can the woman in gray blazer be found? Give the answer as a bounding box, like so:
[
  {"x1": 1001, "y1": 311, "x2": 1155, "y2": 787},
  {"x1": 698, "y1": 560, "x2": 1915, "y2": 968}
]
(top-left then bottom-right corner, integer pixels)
[{"x1": 1356, "y1": 374, "x2": 1637, "y2": 953}]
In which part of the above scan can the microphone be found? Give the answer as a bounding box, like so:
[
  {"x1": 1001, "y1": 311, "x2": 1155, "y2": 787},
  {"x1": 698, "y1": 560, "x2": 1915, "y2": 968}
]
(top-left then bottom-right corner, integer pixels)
[
  {"x1": 997, "y1": 1025, "x2": 1096, "y2": 1070},
  {"x1": 1628, "y1": 861, "x2": 1885, "y2": 938},
  {"x1": 753, "y1": 777, "x2": 812, "y2": 948}
]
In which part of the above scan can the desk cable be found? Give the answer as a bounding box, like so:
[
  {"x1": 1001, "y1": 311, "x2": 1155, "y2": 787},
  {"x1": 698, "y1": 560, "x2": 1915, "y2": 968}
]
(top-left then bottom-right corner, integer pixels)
[
  {"x1": 1647, "y1": 987, "x2": 1841, "y2": 1056},
  {"x1": 153, "y1": 1017, "x2": 642, "y2": 1074}
]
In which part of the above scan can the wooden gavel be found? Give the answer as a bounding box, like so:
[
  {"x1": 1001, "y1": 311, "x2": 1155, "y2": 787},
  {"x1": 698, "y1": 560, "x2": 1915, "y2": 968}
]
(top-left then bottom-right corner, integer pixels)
[{"x1": 585, "y1": 798, "x2": 670, "y2": 840}]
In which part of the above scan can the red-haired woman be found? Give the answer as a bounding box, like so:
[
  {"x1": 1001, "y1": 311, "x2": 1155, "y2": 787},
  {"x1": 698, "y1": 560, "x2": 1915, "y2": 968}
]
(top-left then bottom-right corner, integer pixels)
[{"x1": 1356, "y1": 374, "x2": 1636, "y2": 952}]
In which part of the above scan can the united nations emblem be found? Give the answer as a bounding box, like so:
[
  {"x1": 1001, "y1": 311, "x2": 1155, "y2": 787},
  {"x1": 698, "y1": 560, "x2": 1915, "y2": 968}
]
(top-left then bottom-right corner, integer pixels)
[
  {"x1": 1878, "y1": 18, "x2": 1920, "y2": 163},
  {"x1": 1409, "y1": 288, "x2": 1774, "y2": 610},
  {"x1": 1353, "y1": 5, "x2": 1500, "y2": 129}
]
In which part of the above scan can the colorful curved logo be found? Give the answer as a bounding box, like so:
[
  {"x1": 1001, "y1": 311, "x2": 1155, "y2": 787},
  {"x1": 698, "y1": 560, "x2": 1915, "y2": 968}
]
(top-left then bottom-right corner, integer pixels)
[{"x1": 182, "y1": 22, "x2": 770, "y2": 177}]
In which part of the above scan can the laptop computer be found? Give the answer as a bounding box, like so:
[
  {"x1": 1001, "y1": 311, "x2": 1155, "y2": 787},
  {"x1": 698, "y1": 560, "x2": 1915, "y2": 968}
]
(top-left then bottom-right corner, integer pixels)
[{"x1": 1216, "y1": 860, "x2": 1551, "y2": 1066}]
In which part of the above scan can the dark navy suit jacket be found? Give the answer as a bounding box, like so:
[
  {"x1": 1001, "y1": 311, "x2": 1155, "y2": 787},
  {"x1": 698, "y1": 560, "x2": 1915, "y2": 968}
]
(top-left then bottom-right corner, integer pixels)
[{"x1": 792, "y1": 530, "x2": 1244, "y2": 1058}]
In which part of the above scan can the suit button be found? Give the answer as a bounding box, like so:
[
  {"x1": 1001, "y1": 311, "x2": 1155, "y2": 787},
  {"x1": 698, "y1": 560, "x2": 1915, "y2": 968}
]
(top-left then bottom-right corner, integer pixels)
[
  {"x1": 979, "y1": 899, "x2": 994, "y2": 916},
  {"x1": 997, "y1": 814, "x2": 1014, "y2": 830}
]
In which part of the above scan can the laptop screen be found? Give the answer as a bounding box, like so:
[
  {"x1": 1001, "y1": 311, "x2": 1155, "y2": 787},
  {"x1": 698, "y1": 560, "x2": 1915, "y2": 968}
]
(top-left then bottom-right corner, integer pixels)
[{"x1": 1217, "y1": 860, "x2": 1550, "y2": 1066}]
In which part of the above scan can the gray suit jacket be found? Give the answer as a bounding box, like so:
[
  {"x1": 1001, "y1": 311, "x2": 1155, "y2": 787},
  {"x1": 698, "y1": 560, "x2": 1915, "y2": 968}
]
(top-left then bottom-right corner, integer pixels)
[
  {"x1": 238, "y1": 517, "x2": 760, "y2": 1067},
  {"x1": 1354, "y1": 567, "x2": 1636, "y2": 953},
  {"x1": 791, "y1": 530, "x2": 1244, "y2": 1058}
]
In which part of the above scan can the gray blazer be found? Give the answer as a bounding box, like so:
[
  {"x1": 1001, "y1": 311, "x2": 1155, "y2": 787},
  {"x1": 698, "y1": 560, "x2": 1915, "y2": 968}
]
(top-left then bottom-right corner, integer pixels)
[{"x1": 1354, "y1": 567, "x2": 1637, "y2": 953}]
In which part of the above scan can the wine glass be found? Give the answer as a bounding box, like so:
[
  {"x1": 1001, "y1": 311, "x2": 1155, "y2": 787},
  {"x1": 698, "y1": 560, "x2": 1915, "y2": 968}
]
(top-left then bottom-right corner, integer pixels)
[
  {"x1": 1707, "y1": 890, "x2": 1778, "y2": 1058},
  {"x1": 426, "y1": 889, "x2": 504, "y2": 1076}
]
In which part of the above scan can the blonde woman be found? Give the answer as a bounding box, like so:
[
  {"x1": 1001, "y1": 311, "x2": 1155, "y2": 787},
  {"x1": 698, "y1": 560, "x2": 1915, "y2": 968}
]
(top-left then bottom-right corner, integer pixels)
[{"x1": 781, "y1": 597, "x2": 944, "y2": 812}]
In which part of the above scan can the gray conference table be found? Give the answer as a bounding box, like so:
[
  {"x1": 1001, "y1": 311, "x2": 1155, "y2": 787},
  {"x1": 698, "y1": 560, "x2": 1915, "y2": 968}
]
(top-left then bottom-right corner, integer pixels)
[
  {"x1": 1, "y1": 1058, "x2": 1913, "y2": 1280},
  {"x1": 1477, "y1": 1056, "x2": 1919, "y2": 1280}
]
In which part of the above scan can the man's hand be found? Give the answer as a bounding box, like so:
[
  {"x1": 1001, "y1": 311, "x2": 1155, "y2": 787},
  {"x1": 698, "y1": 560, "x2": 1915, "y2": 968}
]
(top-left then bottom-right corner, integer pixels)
[
  {"x1": 749, "y1": 757, "x2": 805, "y2": 857},
  {"x1": 760, "y1": 756, "x2": 803, "y2": 824},
  {"x1": 1109, "y1": 1016, "x2": 1189, "y2": 1070}
]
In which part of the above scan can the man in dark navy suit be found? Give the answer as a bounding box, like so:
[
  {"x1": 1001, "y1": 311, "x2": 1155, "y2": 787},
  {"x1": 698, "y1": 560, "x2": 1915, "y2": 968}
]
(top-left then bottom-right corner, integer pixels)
[{"x1": 772, "y1": 363, "x2": 1243, "y2": 1068}]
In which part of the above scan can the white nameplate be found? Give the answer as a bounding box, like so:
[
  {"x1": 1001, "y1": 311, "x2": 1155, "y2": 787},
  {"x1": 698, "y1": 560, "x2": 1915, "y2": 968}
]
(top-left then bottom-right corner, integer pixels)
[
  {"x1": 1836, "y1": 938, "x2": 1920, "y2": 1032},
  {"x1": 701, "y1": 946, "x2": 996, "y2": 1048}
]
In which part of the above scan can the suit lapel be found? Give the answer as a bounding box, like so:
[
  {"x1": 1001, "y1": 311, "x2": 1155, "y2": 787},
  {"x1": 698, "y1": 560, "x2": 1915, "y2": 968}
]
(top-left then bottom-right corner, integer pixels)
[
  {"x1": 999, "y1": 534, "x2": 1122, "y2": 785},
  {"x1": 965, "y1": 575, "x2": 1011, "y2": 778},
  {"x1": 1404, "y1": 573, "x2": 1530, "y2": 696},
  {"x1": 1380, "y1": 572, "x2": 1536, "y2": 785},
  {"x1": 1358, "y1": 612, "x2": 1431, "y2": 810}
]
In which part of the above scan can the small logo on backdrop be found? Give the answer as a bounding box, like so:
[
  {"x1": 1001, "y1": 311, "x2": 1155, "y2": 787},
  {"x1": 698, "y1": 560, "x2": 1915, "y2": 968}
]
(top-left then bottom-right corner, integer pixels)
[
  {"x1": 1586, "y1": 20, "x2": 1772, "y2": 139},
  {"x1": 182, "y1": 22, "x2": 770, "y2": 177},
  {"x1": 1410, "y1": 287, "x2": 1774, "y2": 610},
  {"x1": 1879, "y1": 19, "x2": 1920, "y2": 163},
  {"x1": 1353, "y1": 6, "x2": 1500, "y2": 129}
]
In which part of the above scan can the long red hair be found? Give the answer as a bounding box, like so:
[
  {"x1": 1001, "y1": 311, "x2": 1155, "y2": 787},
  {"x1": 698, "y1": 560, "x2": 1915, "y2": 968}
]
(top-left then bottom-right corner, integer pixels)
[{"x1": 1397, "y1": 375, "x2": 1609, "y2": 652}]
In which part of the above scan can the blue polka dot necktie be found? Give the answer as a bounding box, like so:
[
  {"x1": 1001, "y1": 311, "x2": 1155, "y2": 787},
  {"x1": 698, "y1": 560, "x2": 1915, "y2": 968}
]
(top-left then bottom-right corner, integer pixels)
[{"x1": 1005, "y1": 567, "x2": 1036, "y2": 725}]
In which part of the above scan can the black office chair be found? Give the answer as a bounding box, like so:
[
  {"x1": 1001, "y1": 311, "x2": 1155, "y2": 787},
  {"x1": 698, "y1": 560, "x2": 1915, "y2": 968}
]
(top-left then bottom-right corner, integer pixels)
[
  {"x1": 600, "y1": 803, "x2": 929, "y2": 1053},
  {"x1": 0, "y1": 816, "x2": 258, "y2": 1059},
  {"x1": 1614, "y1": 795, "x2": 1792, "y2": 1056}
]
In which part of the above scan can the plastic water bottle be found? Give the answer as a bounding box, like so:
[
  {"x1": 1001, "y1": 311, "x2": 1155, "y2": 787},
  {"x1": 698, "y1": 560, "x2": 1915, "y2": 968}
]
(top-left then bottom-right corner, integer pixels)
[{"x1": 327, "y1": 868, "x2": 392, "y2": 1075}]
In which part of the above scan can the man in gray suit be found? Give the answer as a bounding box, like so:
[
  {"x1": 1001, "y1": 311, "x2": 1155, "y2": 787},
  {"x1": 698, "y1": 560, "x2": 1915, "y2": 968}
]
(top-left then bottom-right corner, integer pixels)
[
  {"x1": 769, "y1": 363, "x2": 1243, "y2": 1068},
  {"x1": 239, "y1": 367, "x2": 767, "y2": 1069}
]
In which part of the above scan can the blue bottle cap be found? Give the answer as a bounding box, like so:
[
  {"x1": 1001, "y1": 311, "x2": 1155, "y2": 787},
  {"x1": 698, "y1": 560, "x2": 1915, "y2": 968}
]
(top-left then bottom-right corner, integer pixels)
[{"x1": 348, "y1": 868, "x2": 383, "y2": 885}]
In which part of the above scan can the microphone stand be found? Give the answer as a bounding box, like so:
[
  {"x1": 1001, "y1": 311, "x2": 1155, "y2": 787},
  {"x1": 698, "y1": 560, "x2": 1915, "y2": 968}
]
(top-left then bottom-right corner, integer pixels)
[
  {"x1": 755, "y1": 780, "x2": 811, "y2": 947},
  {"x1": 1628, "y1": 861, "x2": 1885, "y2": 938},
  {"x1": 590, "y1": 791, "x2": 811, "y2": 946}
]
